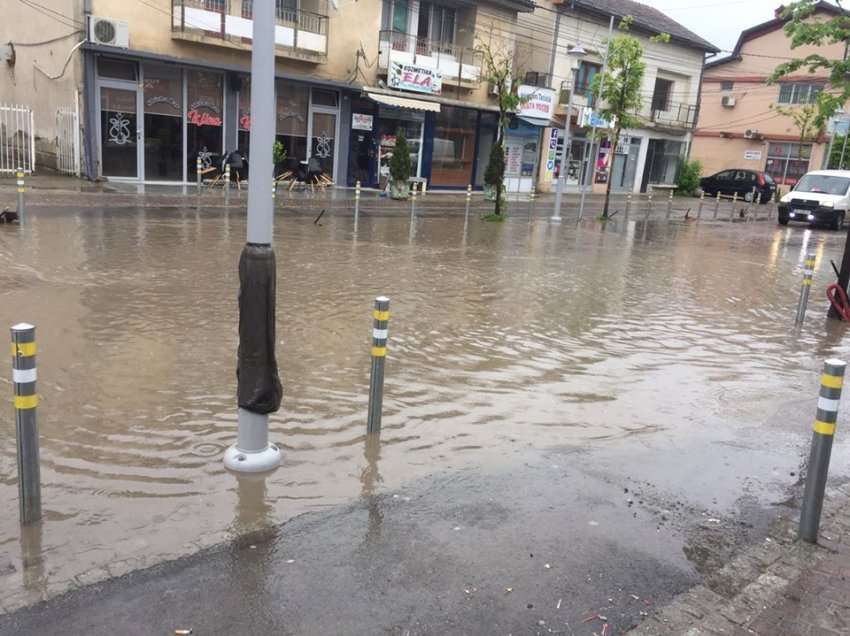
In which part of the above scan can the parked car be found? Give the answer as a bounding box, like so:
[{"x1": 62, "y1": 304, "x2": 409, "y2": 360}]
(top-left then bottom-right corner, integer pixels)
[
  {"x1": 778, "y1": 170, "x2": 850, "y2": 230},
  {"x1": 699, "y1": 169, "x2": 776, "y2": 203}
]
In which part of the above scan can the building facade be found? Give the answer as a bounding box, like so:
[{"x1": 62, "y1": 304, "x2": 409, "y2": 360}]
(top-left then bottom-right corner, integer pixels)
[
  {"x1": 691, "y1": 2, "x2": 846, "y2": 189},
  {"x1": 2, "y1": 0, "x2": 536, "y2": 188},
  {"x1": 516, "y1": 0, "x2": 716, "y2": 194}
]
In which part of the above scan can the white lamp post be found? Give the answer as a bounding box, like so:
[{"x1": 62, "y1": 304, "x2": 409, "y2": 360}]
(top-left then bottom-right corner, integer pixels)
[{"x1": 552, "y1": 44, "x2": 587, "y2": 222}]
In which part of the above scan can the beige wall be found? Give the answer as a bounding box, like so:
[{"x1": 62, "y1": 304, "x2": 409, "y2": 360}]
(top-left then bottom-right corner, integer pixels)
[
  {"x1": 693, "y1": 9, "x2": 842, "y2": 179},
  {"x1": 0, "y1": 0, "x2": 85, "y2": 165}
]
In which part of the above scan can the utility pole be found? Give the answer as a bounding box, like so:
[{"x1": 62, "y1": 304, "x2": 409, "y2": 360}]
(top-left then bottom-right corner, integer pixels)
[
  {"x1": 578, "y1": 16, "x2": 615, "y2": 221},
  {"x1": 224, "y1": 0, "x2": 282, "y2": 473},
  {"x1": 552, "y1": 44, "x2": 587, "y2": 221}
]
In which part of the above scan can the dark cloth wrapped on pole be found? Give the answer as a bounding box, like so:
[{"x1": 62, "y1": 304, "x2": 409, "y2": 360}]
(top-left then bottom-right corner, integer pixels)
[{"x1": 237, "y1": 243, "x2": 282, "y2": 415}]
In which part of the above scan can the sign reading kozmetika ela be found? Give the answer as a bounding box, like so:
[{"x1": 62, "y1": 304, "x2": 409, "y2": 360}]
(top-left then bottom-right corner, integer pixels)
[{"x1": 389, "y1": 62, "x2": 442, "y2": 95}]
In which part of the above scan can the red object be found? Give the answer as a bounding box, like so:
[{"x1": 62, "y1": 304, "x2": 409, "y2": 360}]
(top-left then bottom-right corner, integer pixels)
[
  {"x1": 827, "y1": 283, "x2": 850, "y2": 321},
  {"x1": 757, "y1": 173, "x2": 766, "y2": 187},
  {"x1": 188, "y1": 109, "x2": 222, "y2": 127}
]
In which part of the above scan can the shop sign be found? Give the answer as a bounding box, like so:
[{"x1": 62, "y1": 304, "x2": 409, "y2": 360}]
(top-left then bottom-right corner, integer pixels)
[
  {"x1": 744, "y1": 150, "x2": 762, "y2": 161},
  {"x1": 352, "y1": 113, "x2": 374, "y2": 131},
  {"x1": 546, "y1": 128, "x2": 558, "y2": 173},
  {"x1": 389, "y1": 62, "x2": 442, "y2": 95},
  {"x1": 581, "y1": 109, "x2": 613, "y2": 129},
  {"x1": 517, "y1": 86, "x2": 556, "y2": 119},
  {"x1": 188, "y1": 99, "x2": 222, "y2": 127}
]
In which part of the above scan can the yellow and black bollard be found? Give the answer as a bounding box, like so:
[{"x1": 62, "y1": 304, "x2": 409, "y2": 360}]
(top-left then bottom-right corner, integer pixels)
[
  {"x1": 196, "y1": 156, "x2": 203, "y2": 193},
  {"x1": 16, "y1": 167, "x2": 25, "y2": 221},
  {"x1": 11, "y1": 323, "x2": 41, "y2": 525},
  {"x1": 800, "y1": 359, "x2": 846, "y2": 543},
  {"x1": 367, "y1": 297, "x2": 390, "y2": 434},
  {"x1": 355, "y1": 180, "x2": 361, "y2": 229},
  {"x1": 698, "y1": 191, "x2": 705, "y2": 220},
  {"x1": 796, "y1": 253, "x2": 816, "y2": 325}
]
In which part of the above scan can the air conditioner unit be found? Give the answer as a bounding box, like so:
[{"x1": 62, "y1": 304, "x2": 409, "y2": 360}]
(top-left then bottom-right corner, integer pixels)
[
  {"x1": 89, "y1": 16, "x2": 129, "y2": 49},
  {"x1": 721, "y1": 95, "x2": 736, "y2": 108},
  {"x1": 744, "y1": 128, "x2": 758, "y2": 139}
]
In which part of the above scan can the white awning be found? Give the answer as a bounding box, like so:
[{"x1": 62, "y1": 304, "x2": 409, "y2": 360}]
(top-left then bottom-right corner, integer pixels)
[
  {"x1": 366, "y1": 92, "x2": 441, "y2": 113},
  {"x1": 518, "y1": 115, "x2": 558, "y2": 128}
]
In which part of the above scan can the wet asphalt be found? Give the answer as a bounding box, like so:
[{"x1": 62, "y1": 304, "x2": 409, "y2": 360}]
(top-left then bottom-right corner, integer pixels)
[{"x1": 0, "y1": 419, "x2": 806, "y2": 636}]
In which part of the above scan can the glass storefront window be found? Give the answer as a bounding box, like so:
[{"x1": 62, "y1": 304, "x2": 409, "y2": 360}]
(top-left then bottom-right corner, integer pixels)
[
  {"x1": 377, "y1": 110, "x2": 424, "y2": 185},
  {"x1": 311, "y1": 88, "x2": 338, "y2": 108},
  {"x1": 474, "y1": 112, "x2": 498, "y2": 186},
  {"x1": 186, "y1": 70, "x2": 223, "y2": 170},
  {"x1": 311, "y1": 111, "x2": 337, "y2": 178},
  {"x1": 100, "y1": 86, "x2": 138, "y2": 178},
  {"x1": 238, "y1": 78, "x2": 251, "y2": 156},
  {"x1": 98, "y1": 57, "x2": 137, "y2": 81},
  {"x1": 431, "y1": 106, "x2": 477, "y2": 187},
  {"x1": 276, "y1": 80, "x2": 310, "y2": 173},
  {"x1": 143, "y1": 64, "x2": 183, "y2": 181},
  {"x1": 645, "y1": 139, "x2": 683, "y2": 185},
  {"x1": 766, "y1": 142, "x2": 811, "y2": 186}
]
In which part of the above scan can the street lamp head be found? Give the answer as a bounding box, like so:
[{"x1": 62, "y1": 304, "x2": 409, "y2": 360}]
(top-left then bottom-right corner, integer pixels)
[{"x1": 568, "y1": 44, "x2": 587, "y2": 58}]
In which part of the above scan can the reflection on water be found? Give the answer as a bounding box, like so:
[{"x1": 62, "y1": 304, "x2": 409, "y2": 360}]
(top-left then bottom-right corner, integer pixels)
[{"x1": 0, "y1": 209, "x2": 849, "y2": 605}]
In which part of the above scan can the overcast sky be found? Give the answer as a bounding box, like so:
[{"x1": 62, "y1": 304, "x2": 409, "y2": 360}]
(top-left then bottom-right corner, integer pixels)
[{"x1": 645, "y1": 0, "x2": 783, "y2": 54}]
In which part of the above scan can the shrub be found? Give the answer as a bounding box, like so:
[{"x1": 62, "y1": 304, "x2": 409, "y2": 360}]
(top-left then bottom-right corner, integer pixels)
[
  {"x1": 676, "y1": 159, "x2": 702, "y2": 196},
  {"x1": 484, "y1": 139, "x2": 505, "y2": 187},
  {"x1": 389, "y1": 130, "x2": 412, "y2": 183}
]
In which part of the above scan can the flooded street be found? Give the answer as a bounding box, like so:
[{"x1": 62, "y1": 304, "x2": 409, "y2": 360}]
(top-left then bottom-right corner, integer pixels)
[{"x1": 2, "y1": 206, "x2": 850, "y2": 609}]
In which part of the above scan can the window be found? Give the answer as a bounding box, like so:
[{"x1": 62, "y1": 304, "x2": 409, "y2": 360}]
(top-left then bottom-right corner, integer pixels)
[
  {"x1": 651, "y1": 78, "x2": 673, "y2": 112},
  {"x1": 382, "y1": 0, "x2": 410, "y2": 32},
  {"x1": 242, "y1": 0, "x2": 298, "y2": 19},
  {"x1": 186, "y1": 70, "x2": 224, "y2": 167},
  {"x1": 97, "y1": 57, "x2": 137, "y2": 81},
  {"x1": 575, "y1": 61, "x2": 601, "y2": 97},
  {"x1": 795, "y1": 174, "x2": 850, "y2": 195},
  {"x1": 276, "y1": 80, "x2": 310, "y2": 173},
  {"x1": 416, "y1": 2, "x2": 456, "y2": 54},
  {"x1": 765, "y1": 142, "x2": 811, "y2": 185},
  {"x1": 720, "y1": 80, "x2": 734, "y2": 91},
  {"x1": 777, "y1": 82, "x2": 823, "y2": 105},
  {"x1": 431, "y1": 106, "x2": 477, "y2": 187}
]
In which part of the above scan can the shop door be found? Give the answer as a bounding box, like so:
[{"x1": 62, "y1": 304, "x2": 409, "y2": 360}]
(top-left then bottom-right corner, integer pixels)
[
  {"x1": 349, "y1": 129, "x2": 377, "y2": 187},
  {"x1": 612, "y1": 137, "x2": 641, "y2": 192},
  {"x1": 100, "y1": 85, "x2": 140, "y2": 179},
  {"x1": 310, "y1": 111, "x2": 337, "y2": 180}
]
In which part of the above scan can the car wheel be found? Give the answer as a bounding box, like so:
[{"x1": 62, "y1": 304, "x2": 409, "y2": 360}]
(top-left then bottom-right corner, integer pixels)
[
  {"x1": 834, "y1": 212, "x2": 846, "y2": 231},
  {"x1": 744, "y1": 191, "x2": 755, "y2": 203},
  {"x1": 778, "y1": 217, "x2": 789, "y2": 226}
]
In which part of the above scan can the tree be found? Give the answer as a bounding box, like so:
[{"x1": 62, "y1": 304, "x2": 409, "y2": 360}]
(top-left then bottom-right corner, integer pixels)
[
  {"x1": 676, "y1": 159, "x2": 702, "y2": 196},
  {"x1": 477, "y1": 36, "x2": 524, "y2": 216},
  {"x1": 388, "y1": 129, "x2": 412, "y2": 200},
  {"x1": 770, "y1": 1, "x2": 850, "y2": 129},
  {"x1": 591, "y1": 18, "x2": 647, "y2": 219},
  {"x1": 772, "y1": 103, "x2": 824, "y2": 143}
]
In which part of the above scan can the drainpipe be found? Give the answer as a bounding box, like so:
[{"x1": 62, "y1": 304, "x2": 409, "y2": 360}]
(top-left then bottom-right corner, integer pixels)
[{"x1": 81, "y1": 0, "x2": 97, "y2": 180}]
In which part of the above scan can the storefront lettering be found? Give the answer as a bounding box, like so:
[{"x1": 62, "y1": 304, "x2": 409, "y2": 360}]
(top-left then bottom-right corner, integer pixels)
[
  {"x1": 518, "y1": 86, "x2": 556, "y2": 120},
  {"x1": 145, "y1": 95, "x2": 180, "y2": 111},
  {"x1": 188, "y1": 109, "x2": 222, "y2": 127},
  {"x1": 389, "y1": 62, "x2": 442, "y2": 95},
  {"x1": 240, "y1": 113, "x2": 251, "y2": 131}
]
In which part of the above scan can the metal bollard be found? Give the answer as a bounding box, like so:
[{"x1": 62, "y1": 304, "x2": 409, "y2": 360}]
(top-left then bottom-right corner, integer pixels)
[
  {"x1": 11, "y1": 323, "x2": 41, "y2": 525},
  {"x1": 698, "y1": 191, "x2": 705, "y2": 220},
  {"x1": 196, "y1": 156, "x2": 202, "y2": 193},
  {"x1": 529, "y1": 184, "x2": 536, "y2": 217},
  {"x1": 355, "y1": 180, "x2": 361, "y2": 228},
  {"x1": 16, "y1": 167, "x2": 25, "y2": 221},
  {"x1": 666, "y1": 190, "x2": 673, "y2": 219},
  {"x1": 466, "y1": 184, "x2": 472, "y2": 200},
  {"x1": 421, "y1": 180, "x2": 427, "y2": 197},
  {"x1": 714, "y1": 191, "x2": 721, "y2": 219},
  {"x1": 411, "y1": 182, "x2": 418, "y2": 200},
  {"x1": 625, "y1": 194, "x2": 632, "y2": 217},
  {"x1": 224, "y1": 163, "x2": 231, "y2": 195},
  {"x1": 796, "y1": 253, "x2": 816, "y2": 325},
  {"x1": 730, "y1": 192, "x2": 737, "y2": 221},
  {"x1": 646, "y1": 194, "x2": 653, "y2": 220},
  {"x1": 800, "y1": 359, "x2": 847, "y2": 543},
  {"x1": 272, "y1": 181, "x2": 277, "y2": 203},
  {"x1": 367, "y1": 297, "x2": 390, "y2": 434}
]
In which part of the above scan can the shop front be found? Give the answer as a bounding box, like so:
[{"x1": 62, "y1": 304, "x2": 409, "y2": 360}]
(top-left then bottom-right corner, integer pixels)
[{"x1": 92, "y1": 53, "x2": 345, "y2": 185}]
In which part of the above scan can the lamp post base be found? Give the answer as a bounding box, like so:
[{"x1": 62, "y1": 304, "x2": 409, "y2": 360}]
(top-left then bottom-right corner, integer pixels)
[{"x1": 224, "y1": 443, "x2": 281, "y2": 473}]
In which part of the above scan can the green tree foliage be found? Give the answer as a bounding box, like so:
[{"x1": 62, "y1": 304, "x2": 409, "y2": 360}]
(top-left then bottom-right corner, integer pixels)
[
  {"x1": 272, "y1": 140, "x2": 287, "y2": 166},
  {"x1": 676, "y1": 159, "x2": 702, "y2": 196},
  {"x1": 389, "y1": 129, "x2": 411, "y2": 184},
  {"x1": 770, "y1": 1, "x2": 850, "y2": 128},
  {"x1": 771, "y1": 103, "x2": 825, "y2": 143},
  {"x1": 828, "y1": 134, "x2": 850, "y2": 169},
  {"x1": 477, "y1": 36, "x2": 526, "y2": 216},
  {"x1": 591, "y1": 19, "x2": 647, "y2": 218}
]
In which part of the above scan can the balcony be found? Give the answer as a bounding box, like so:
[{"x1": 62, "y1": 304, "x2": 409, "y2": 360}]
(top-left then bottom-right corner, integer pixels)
[
  {"x1": 171, "y1": 0, "x2": 328, "y2": 63},
  {"x1": 378, "y1": 30, "x2": 483, "y2": 90},
  {"x1": 647, "y1": 102, "x2": 699, "y2": 131}
]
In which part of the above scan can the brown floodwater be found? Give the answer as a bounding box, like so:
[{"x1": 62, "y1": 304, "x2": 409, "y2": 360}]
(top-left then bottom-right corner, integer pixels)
[{"x1": 1, "y1": 207, "x2": 850, "y2": 607}]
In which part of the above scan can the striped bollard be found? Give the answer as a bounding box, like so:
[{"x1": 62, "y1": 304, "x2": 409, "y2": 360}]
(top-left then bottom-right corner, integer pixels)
[
  {"x1": 800, "y1": 359, "x2": 847, "y2": 543},
  {"x1": 714, "y1": 191, "x2": 721, "y2": 219},
  {"x1": 666, "y1": 190, "x2": 673, "y2": 219},
  {"x1": 355, "y1": 180, "x2": 361, "y2": 229},
  {"x1": 224, "y1": 163, "x2": 231, "y2": 195},
  {"x1": 367, "y1": 297, "x2": 390, "y2": 434},
  {"x1": 698, "y1": 191, "x2": 705, "y2": 220},
  {"x1": 730, "y1": 192, "x2": 737, "y2": 221},
  {"x1": 466, "y1": 184, "x2": 472, "y2": 200},
  {"x1": 625, "y1": 194, "x2": 632, "y2": 217},
  {"x1": 529, "y1": 185, "x2": 537, "y2": 217},
  {"x1": 411, "y1": 182, "x2": 418, "y2": 200},
  {"x1": 16, "y1": 167, "x2": 25, "y2": 222},
  {"x1": 421, "y1": 180, "x2": 427, "y2": 197},
  {"x1": 645, "y1": 194, "x2": 653, "y2": 220},
  {"x1": 11, "y1": 323, "x2": 41, "y2": 525},
  {"x1": 272, "y1": 181, "x2": 277, "y2": 203},
  {"x1": 796, "y1": 253, "x2": 816, "y2": 325},
  {"x1": 196, "y1": 156, "x2": 202, "y2": 193}
]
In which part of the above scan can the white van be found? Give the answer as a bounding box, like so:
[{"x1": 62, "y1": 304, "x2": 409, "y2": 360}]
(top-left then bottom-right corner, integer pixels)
[{"x1": 778, "y1": 170, "x2": 850, "y2": 230}]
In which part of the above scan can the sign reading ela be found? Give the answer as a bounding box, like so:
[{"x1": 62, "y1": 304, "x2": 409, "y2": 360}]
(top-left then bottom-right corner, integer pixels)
[{"x1": 389, "y1": 62, "x2": 442, "y2": 95}]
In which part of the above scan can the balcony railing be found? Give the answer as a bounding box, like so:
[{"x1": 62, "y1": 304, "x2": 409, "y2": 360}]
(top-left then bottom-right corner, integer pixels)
[
  {"x1": 172, "y1": 0, "x2": 328, "y2": 59},
  {"x1": 378, "y1": 30, "x2": 483, "y2": 88},
  {"x1": 649, "y1": 102, "x2": 699, "y2": 130}
]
